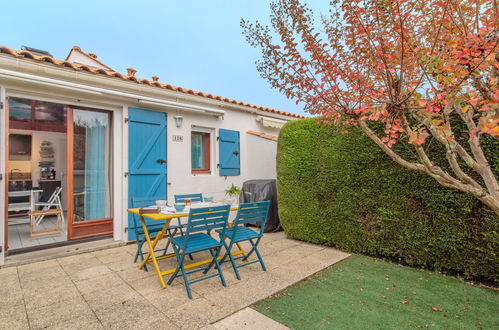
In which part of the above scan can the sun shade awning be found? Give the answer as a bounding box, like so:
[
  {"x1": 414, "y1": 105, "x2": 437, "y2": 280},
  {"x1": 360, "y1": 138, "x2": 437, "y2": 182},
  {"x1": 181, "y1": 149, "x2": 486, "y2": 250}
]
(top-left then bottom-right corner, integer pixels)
[{"x1": 256, "y1": 116, "x2": 287, "y2": 129}]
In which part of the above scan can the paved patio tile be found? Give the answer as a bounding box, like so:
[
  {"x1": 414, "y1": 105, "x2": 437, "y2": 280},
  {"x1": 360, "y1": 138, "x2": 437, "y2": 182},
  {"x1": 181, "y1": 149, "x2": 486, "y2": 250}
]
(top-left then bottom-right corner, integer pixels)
[
  {"x1": 0, "y1": 264, "x2": 18, "y2": 277},
  {"x1": 43, "y1": 314, "x2": 104, "y2": 330},
  {"x1": 204, "y1": 307, "x2": 290, "y2": 330},
  {"x1": 0, "y1": 302, "x2": 30, "y2": 330},
  {"x1": 18, "y1": 261, "x2": 65, "y2": 285},
  {"x1": 166, "y1": 297, "x2": 216, "y2": 330},
  {"x1": 56, "y1": 252, "x2": 96, "y2": 266},
  {"x1": 73, "y1": 272, "x2": 124, "y2": 295},
  {"x1": 115, "y1": 264, "x2": 157, "y2": 283},
  {"x1": 19, "y1": 271, "x2": 74, "y2": 293},
  {"x1": 82, "y1": 283, "x2": 142, "y2": 311},
  {"x1": 187, "y1": 268, "x2": 240, "y2": 297},
  {"x1": 143, "y1": 284, "x2": 202, "y2": 314},
  {"x1": 23, "y1": 281, "x2": 82, "y2": 310},
  {"x1": 0, "y1": 273, "x2": 23, "y2": 307},
  {"x1": 0, "y1": 232, "x2": 350, "y2": 329},
  {"x1": 26, "y1": 296, "x2": 93, "y2": 330},
  {"x1": 93, "y1": 297, "x2": 177, "y2": 330},
  {"x1": 59, "y1": 258, "x2": 112, "y2": 282},
  {"x1": 17, "y1": 259, "x2": 60, "y2": 275}
]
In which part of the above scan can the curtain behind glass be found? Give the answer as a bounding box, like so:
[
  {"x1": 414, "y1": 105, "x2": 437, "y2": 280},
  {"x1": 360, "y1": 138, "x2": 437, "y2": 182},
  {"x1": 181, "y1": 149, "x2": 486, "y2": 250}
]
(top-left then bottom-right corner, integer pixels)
[
  {"x1": 192, "y1": 133, "x2": 204, "y2": 169},
  {"x1": 74, "y1": 110, "x2": 111, "y2": 220}
]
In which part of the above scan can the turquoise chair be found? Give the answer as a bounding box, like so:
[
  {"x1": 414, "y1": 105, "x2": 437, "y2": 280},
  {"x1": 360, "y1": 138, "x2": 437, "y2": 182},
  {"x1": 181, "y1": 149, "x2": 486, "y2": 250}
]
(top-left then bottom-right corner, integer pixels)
[
  {"x1": 167, "y1": 204, "x2": 230, "y2": 299},
  {"x1": 130, "y1": 197, "x2": 189, "y2": 270},
  {"x1": 174, "y1": 193, "x2": 204, "y2": 203},
  {"x1": 216, "y1": 201, "x2": 271, "y2": 280}
]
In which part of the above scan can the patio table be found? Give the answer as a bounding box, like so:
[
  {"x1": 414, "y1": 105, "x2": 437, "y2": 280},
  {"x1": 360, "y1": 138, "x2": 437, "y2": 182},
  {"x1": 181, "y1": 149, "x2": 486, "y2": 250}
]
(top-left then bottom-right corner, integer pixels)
[{"x1": 127, "y1": 204, "x2": 245, "y2": 288}]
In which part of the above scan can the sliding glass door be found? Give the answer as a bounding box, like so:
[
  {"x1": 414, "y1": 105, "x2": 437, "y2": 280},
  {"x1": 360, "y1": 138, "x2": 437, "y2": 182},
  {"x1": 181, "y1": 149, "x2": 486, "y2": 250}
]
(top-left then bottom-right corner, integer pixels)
[{"x1": 67, "y1": 108, "x2": 113, "y2": 240}]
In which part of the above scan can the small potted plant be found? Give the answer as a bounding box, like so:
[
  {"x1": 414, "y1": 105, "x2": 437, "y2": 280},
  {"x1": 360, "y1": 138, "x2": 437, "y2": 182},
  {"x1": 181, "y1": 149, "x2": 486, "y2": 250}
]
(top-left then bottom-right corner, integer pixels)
[{"x1": 225, "y1": 184, "x2": 243, "y2": 205}]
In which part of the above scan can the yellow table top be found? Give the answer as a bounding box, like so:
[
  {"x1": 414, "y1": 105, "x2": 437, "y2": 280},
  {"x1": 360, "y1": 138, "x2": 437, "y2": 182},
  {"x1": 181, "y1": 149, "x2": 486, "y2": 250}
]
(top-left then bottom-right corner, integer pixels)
[{"x1": 127, "y1": 205, "x2": 238, "y2": 221}]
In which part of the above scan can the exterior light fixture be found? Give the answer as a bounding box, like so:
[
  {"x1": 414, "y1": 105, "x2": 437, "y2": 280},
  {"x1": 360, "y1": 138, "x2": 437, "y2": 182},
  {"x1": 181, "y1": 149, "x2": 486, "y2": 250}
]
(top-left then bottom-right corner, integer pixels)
[{"x1": 174, "y1": 115, "x2": 183, "y2": 128}]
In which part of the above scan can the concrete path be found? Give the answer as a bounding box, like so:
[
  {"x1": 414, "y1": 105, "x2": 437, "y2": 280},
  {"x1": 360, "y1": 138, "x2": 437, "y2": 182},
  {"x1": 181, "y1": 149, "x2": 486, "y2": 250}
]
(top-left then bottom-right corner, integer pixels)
[
  {"x1": 203, "y1": 308, "x2": 289, "y2": 330},
  {"x1": 0, "y1": 232, "x2": 350, "y2": 329}
]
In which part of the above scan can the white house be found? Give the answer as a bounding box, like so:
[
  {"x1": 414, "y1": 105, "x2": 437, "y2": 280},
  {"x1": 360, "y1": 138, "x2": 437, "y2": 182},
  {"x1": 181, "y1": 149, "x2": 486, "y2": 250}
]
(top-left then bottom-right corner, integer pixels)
[{"x1": 0, "y1": 45, "x2": 304, "y2": 264}]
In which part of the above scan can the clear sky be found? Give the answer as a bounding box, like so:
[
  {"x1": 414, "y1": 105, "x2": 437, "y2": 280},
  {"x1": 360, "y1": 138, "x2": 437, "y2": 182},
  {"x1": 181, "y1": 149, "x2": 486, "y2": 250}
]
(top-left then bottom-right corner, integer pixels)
[{"x1": 1, "y1": 0, "x2": 329, "y2": 116}]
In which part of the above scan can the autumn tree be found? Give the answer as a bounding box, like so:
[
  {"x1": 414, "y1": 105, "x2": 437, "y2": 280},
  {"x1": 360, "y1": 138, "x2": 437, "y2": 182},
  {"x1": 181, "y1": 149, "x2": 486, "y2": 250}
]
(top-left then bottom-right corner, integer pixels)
[{"x1": 242, "y1": 0, "x2": 499, "y2": 214}]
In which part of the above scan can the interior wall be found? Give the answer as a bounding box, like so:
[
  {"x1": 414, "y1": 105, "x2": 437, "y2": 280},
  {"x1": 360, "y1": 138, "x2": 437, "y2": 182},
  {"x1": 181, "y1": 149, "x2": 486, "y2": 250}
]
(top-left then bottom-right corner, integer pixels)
[{"x1": 9, "y1": 129, "x2": 67, "y2": 208}]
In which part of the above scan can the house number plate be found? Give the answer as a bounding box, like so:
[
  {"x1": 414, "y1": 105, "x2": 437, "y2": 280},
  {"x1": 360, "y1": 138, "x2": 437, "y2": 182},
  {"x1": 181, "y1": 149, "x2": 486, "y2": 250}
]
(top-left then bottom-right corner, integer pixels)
[{"x1": 172, "y1": 135, "x2": 183, "y2": 142}]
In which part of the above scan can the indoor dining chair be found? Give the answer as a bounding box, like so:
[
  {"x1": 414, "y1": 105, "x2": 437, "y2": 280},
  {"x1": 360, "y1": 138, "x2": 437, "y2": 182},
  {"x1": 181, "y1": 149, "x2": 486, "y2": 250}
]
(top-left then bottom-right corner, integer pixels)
[
  {"x1": 215, "y1": 201, "x2": 271, "y2": 280},
  {"x1": 131, "y1": 197, "x2": 189, "y2": 271},
  {"x1": 167, "y1": 204, "x2": 230, "y2": 299}
]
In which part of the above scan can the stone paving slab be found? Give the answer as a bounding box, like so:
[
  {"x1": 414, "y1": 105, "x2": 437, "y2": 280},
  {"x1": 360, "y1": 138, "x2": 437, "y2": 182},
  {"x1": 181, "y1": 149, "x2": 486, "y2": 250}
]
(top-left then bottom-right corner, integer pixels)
[
  {"x1": 203, "y1": 307, "x2": 289, "y2": 330},
  {"x1": 0, "y1": 232, "x2": 350, "y2": 329}
]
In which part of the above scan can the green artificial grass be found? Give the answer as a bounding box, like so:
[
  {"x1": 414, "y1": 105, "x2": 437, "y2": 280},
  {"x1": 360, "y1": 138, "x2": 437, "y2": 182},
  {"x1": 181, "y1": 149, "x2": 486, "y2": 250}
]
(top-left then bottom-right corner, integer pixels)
[{"x1": 254, "y1": 255, "x2": 498, "y2": 329}]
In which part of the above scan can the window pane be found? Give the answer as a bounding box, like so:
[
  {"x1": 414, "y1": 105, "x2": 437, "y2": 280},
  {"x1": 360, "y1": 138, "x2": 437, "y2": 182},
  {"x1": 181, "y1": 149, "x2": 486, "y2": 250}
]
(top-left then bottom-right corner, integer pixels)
[
  {"x1": 73, "y1": 110, "x2": 112, "y2": 221},
  {"x1": 9, "y1": 97, "x2": 32, "y2": 122},
  {"x1": 35, "y1": 101, "x2": 66, "y2": 126},
  {"x1": 191, "y1": 132, "x2": 205, "y2": 169}
]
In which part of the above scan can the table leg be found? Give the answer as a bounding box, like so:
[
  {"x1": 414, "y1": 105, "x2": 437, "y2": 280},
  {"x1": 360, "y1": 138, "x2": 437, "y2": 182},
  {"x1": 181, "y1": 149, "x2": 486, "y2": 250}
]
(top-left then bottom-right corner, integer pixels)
[
  {"x1": 139, "y1": 221, "x2": 170, "y2": 270},
  {"x1": 227, "y1": 221, "x2": 246, "y2": 257},
  {"x1": 138, "y1": 216, "x2": 169, "y2": 289},
  {"x1": 235, "y1": 242, "x2": 246, "y2": 257}
]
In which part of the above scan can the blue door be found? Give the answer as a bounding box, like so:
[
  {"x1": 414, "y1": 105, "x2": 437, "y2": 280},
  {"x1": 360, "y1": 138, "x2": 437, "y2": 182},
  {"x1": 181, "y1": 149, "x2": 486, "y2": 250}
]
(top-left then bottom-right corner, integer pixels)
[{"x1": 127, "y1": 107, "x2": 167, "y2": 239}]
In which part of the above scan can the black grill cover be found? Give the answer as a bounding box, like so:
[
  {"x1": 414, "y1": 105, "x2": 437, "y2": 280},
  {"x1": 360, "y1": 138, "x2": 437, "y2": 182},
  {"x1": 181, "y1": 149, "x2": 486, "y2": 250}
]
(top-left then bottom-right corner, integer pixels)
[{"x1": 240, "y1": 179, "x2": 281, "y2": 233}]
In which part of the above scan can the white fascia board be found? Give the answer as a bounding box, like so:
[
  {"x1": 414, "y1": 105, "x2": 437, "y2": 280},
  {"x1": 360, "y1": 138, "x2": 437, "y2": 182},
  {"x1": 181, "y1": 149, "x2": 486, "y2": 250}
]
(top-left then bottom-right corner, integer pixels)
[{"x1": 0, "y1": 68, "x2": 224, "y2": 116}]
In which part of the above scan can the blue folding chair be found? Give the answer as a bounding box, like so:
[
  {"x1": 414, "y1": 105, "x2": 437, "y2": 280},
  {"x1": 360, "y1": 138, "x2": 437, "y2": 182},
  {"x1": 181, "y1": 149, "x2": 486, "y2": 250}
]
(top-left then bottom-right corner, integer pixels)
[
  {"x1": 130, "y1": 197, "x2": 189, "y2": 271},
  {"x1": 217, "y1": 201, "x2": 271, "y2": 280},
  {"x1": 167, "y1": 205, "x2": 230, "y2": 299},
  {"x1": 174, "y1": 193, "x2": 204, "y2": 203}
]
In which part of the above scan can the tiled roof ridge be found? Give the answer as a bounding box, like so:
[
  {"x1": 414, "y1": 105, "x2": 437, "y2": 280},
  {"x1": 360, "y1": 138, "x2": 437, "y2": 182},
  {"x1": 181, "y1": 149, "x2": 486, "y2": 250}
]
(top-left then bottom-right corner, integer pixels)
[
  {"x1": 0, "y1": 45, "x2": 306, "y2": 119},
  {"x1": 246, "y1": 130, "x2": 278, "y2": 141},
  {"x1": 65, "y1": 46, "x2": 115, "y2": 72}
]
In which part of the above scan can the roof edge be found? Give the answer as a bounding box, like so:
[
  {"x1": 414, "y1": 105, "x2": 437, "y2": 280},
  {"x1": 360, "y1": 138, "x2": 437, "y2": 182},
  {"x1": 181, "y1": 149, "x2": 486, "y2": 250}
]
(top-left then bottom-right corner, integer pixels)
[{"x1": 0, "y1": 45, "x2": 306, "y2": 119}]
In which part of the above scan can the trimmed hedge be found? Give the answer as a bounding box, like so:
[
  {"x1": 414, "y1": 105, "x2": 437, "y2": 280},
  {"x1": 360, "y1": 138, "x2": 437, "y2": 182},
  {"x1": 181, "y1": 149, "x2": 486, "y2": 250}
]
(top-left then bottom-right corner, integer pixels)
[{"x1": 277, "y1": 118, "x2": 498, "y2": 281}]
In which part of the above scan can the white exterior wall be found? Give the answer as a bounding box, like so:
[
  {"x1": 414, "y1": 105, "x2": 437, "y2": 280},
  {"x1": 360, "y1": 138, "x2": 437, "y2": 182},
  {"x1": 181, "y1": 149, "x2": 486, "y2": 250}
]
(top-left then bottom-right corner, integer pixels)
[
  {"x1": 0, "y1": 54, "x2": 295, "y2": 261},
  {"x1": 162, "y1": 107, "x2": 280, "y2": 204},
  {"x1": 245, "y1": 134, "x2": 278, "y2": 180},
  {"x1": 0, "y1": 86, "x2": 6, "y2": 264}
]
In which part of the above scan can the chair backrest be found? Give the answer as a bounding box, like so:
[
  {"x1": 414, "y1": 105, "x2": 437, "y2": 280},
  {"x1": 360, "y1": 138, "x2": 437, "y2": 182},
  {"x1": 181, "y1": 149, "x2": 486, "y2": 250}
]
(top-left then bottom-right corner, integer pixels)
[
  {"x1": 233, "y1": 201, "x2": 271, "y2": 236},
  {"x1": 174, "y1": 193, "x2": 203, "y2": 203},
  {"x1": 182, "y1": 205, "x2": 230, "y2": 249},
  {"x1": 47, "y1": 186, "x2": 63, "y2": 204},
  {"x1": 131, "y1": 197, "x2": 166, "y2": 234}
]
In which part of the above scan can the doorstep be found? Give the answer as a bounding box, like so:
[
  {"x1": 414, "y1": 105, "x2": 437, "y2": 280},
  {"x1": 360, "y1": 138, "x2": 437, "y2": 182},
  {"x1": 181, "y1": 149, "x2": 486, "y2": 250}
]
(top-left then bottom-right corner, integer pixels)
[{"x1": 2, "y1": 238, "x2": 125, "y2": 268}]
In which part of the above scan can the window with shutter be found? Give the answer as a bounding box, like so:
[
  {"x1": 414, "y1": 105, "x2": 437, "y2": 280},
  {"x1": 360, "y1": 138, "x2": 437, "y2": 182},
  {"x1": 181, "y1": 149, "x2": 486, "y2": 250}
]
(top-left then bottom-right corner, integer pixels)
[{"x1": 218, "y1": 129, "x2": 240, "y2": 176}]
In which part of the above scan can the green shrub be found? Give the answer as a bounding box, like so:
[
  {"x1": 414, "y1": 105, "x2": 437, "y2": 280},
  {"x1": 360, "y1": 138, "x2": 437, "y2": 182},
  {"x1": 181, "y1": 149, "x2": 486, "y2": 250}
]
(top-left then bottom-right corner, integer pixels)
[{"x1": 277, "y1": 118, "x2": 498, "y2": 281}]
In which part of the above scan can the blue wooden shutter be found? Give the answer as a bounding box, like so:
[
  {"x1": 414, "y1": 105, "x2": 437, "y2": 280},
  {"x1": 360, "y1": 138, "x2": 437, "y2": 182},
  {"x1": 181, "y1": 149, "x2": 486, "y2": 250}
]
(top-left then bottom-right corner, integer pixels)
[
  {"x1": 219, "y1": 129, "x2": 240, "y2": 176},
  {"x1": 127, "y1": 107, "x2": 167, "y2": 240}
]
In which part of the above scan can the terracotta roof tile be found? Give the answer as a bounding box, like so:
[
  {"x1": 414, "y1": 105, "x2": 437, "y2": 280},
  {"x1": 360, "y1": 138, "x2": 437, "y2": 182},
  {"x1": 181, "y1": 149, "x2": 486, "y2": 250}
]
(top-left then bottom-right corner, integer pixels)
[
  {"x1": 126, "y1": 68, "x2": 137, "y2": 77},
  {"x1": 0, "y1": 45, "x2": 306, "y2": 119}
]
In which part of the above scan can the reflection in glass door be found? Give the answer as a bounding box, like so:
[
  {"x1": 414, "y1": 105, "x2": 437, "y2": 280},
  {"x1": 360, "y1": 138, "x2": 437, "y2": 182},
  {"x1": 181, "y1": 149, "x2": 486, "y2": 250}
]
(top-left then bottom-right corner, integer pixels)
[{"x1": 67, "y1": 108, "x2": 113, "y2": 240}]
